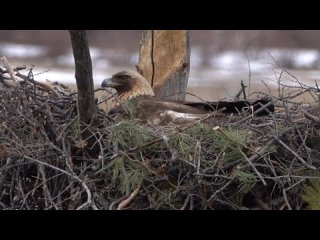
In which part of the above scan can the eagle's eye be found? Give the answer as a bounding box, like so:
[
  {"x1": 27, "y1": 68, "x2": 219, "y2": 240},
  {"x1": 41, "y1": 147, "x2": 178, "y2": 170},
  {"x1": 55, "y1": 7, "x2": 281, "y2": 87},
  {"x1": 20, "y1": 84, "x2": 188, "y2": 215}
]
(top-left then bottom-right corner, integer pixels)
[{"x1": 119, "y1": 75, "x2": 131, "y2": 81}]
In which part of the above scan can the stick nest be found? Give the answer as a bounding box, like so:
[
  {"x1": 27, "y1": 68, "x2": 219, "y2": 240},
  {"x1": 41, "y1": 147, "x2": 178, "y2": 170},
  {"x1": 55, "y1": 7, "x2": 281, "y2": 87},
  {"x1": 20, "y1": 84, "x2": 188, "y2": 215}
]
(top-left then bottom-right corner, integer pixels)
[{"x1": 1, "y1": 62, "x2": 320, "y2": 210}]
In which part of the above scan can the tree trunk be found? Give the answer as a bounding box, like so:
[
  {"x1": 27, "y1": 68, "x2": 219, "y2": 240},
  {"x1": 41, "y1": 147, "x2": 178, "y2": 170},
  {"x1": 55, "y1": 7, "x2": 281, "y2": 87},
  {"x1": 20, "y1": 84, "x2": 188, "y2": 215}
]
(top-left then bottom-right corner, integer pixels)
[
  {"x1": 69, "y1": 30, "x2": 99, "y2": 157},
  {"x1": 137, "y1": 30, "x2": 191, "y2": 101},
  {"x1": 69, "y1": 30, "x2": 96, "y2": 124}
]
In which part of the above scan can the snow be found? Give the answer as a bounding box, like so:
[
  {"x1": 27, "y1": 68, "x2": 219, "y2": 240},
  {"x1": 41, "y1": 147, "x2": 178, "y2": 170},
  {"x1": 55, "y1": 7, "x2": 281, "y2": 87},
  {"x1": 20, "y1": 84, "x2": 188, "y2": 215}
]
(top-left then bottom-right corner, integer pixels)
[
  {"x1": 190, "y1": 48, "x2": 203, "y2": 68},
  {"x1": 188, "y1": 48, "x2": 320, "y2": 87},
  {"x1": 23, "y1": 68, "x2": 111, "y2": 86},
  {"x1": 210, "y1": 51, "x2": 245, "y2": 70},
  {"x1": 1, "y1": 42, "x2": 320, "y2": 89},
  {"x1": 56, "y1": 48, "x2": 136, "y2": 68},
  {"x1": 294, "y1": 50, "x2": 319, "y2": 68},
  {"x1": 0, "y1": 42, "x2": 48, "y2": 58}
]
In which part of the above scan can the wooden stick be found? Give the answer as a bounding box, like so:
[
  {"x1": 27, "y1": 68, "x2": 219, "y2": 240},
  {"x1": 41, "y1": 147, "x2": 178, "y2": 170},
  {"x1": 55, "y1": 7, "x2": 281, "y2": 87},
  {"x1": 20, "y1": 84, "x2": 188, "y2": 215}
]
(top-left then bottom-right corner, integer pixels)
[
  {"x1": 274, "y1": 137, "x2": 316, "y2": 170},
  {"x1": 1, "y1": 56, "x2": 17, "y2": 82},
  {"x1": 302, "y1": 109, "x2": 320, "y2": 124},
  {"x1": 117, "y1": 186, "x2": 140, "y2": 210},
  {"x1": 16, "y1": 72, "x2": 60, "y2": 97}
]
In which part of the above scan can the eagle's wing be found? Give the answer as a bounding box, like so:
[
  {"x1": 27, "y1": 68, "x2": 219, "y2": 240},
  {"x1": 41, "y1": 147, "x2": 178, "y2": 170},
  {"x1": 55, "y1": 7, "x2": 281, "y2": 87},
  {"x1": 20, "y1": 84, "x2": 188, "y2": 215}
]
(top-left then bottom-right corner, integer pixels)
[
  {"x1": 101, "y1": 70, "x2": 274, "y2": 124},
  {"x1": 107, "y1": 95, "x2": 274, "y2": 124},
  {"x1": 183, "y1": 99, "x2": 274, "y2": 116},
  {"x1": 108, "y1": 95, "x2": 209, "y2": 124}
]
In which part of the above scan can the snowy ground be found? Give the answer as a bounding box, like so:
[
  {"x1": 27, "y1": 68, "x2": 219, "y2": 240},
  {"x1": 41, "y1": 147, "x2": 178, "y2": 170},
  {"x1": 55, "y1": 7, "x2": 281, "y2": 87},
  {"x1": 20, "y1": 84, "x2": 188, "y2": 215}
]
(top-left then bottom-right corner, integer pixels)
[{"x1": 1, "y1": 42, "x2": 320, "y2": 94}]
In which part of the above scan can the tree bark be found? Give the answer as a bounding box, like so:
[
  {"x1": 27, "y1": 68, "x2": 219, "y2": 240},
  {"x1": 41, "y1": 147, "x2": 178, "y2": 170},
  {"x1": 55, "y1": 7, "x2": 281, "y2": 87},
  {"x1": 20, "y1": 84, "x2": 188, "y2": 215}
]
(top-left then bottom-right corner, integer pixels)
[
  {"x1": 69, "y1": 30, "x2": 96, "y2": 124},
  {"x1": 137, "y1": 30, "x2": 191, "y2": 101},
  {"x1": 69, "y1": 30, "x2": 99, "y2": 157}
]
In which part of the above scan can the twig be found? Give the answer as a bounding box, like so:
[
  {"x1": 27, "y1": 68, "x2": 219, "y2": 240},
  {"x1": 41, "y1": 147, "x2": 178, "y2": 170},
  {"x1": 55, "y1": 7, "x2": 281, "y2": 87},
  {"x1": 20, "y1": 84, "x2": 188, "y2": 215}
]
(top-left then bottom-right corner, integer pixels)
[
  {"x1": 0, "y1": 158, "x2": 14, "y2": 194},
  {"x1": 282, "y1": 189, "x2": 292, "y2": 210},
  {"x1": 38, "y1": 164, "x2": 59, "y2": 210},
  {"x1": 180, "y1": 194, "x2": 192, "y2": 210},
  {"x1": 247, "y1": 139, "x2": 275, "y2": 163},
  {"x1": 246, "y1": 54, "x2": 251, "y2": 97},
  {"x1": 231, "y1": 101, "x2": 274, "y2": 125},
  {"x1": 38, "y1": 165, "x2": 49, "y2": 209},
  {"x1": 273, "y1": 137, "x2": 316, "y2": 170},
  {"x1": 24, "y1": 156, "x2": 72, "y2": 177},
  {"x1": 0, "y1": 65, "x2": 26, "y2": 74},
  {"x1": 116, "y1": 186, "x2": 141, "y2": 210},
  {"x1": 24, "y1": 155, "x2": 97, "y2": 210},
  {"x1": 195, "y1": 141, "x2": 201, "y2": 174},
  {"x1": 315, "y1": 80, "x2": 320, "y2": 103},
  {"x1": 240, "y1": 150, "x2": 267, "y2": 186},
  {"x1": 241, "y1": 80, "x2": 247, "y2": 100},
  {"x1": 15, "y1": 72, "x2": 60, "y2": 96},
  {"x1": 1, "y1": 56, "x2": 17, "y2": 82},
  {"x1": 109, "y1": 195, "x2": 128, "y2": 210},
  {"x1": 302, "y1": 109, "x2": 320, "y2": 124},
  {"x1": 206, "y1": 167, "x2": 239, "y2": 204},
  {"x1": 62, "y1": 137, "x2": 98, "y2": 210},
  {"x1": 18, "y1": 177, "x2": 29, "y2": 210}
]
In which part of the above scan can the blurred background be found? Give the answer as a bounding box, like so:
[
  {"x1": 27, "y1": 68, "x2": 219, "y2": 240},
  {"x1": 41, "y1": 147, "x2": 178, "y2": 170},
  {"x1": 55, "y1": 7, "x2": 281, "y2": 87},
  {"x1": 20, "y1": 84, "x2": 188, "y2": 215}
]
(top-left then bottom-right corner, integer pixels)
[{"x1": 1, "y1": 30, "x2": 320, "y2": 101}]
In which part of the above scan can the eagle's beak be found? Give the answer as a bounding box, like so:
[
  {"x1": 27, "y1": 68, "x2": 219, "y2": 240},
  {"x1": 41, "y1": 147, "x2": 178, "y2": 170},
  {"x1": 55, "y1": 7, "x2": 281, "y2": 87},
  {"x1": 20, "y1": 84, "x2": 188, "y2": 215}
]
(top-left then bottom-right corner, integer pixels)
[{"x1": 101, "y1": 77, "x2": 121, "y2": 88}]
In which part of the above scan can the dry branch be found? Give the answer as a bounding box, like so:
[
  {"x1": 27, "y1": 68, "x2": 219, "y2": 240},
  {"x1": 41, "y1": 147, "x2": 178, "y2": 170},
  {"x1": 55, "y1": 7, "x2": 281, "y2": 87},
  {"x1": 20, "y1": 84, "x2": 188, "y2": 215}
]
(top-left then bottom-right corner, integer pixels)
[
  {"x1": 1, "y1": 56, "x2": 17, "y2": 82},
  {"x1": 116, "y1": 186, "x2": 141, "y2": 210},
  {"x1": 302, "y1": 109, "x2": 320, "y2": 124}
]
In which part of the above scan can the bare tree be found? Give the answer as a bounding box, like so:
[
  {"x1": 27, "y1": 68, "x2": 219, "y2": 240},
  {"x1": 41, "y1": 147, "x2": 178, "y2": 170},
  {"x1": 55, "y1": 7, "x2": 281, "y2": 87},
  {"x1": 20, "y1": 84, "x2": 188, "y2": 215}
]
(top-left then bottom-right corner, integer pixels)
[
  {"x1": 69, "y1": 30, "x2": 96, "y2": 123},
  {"x1": 137, "y1": 30, "x2": 191, "y2": 101}
]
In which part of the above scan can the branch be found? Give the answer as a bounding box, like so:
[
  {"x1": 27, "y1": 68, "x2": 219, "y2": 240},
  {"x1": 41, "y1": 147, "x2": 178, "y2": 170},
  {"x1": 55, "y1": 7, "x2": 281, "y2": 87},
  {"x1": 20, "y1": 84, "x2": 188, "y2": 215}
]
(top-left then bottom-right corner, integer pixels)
[
  {"x1": 302, "y1": 109, "x2": 320, "y2": 124},
  {"x1": 16, "y1": 72, "x2": 59, "y2": 96},
  {"x1": 273, "y1": 137, "x2": 316, "y2": 170},
  {"x1": 116, "y1": 186, "x2": 140, "y2": 210},
  {"x1": 1, "y1": 56, "x2": 17, "y2": 82}
]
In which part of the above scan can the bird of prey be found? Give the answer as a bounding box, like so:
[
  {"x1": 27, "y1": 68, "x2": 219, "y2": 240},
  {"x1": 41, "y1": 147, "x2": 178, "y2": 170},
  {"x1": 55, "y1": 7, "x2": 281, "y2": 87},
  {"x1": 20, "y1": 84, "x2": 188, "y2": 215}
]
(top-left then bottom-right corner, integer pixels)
[{"x1": 101, "y1": 70, "x2": 274, "y2": 124}]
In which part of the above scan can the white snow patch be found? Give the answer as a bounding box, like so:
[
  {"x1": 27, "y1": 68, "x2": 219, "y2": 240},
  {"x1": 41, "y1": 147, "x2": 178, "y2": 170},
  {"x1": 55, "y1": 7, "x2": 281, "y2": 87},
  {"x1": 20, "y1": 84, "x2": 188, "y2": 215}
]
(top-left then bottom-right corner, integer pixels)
[
  {"x1": 129, "y1": 53, "x2": 139, "y2": 65},
  {"x1": 294, "y1": 50, "x2": 319, "y2": 68},
  {"x1": 190, "y1": 47, "x2": 203, "y2": 68},
  {"x1": 56, "y1": 53, "x2": 74, "y2": 66},
  {"x1": 0, "y1": 42, "x2": 48, "y2": 58},
  {"x1": 2, "y1": 43, "x2": 320, "y2": 90}
]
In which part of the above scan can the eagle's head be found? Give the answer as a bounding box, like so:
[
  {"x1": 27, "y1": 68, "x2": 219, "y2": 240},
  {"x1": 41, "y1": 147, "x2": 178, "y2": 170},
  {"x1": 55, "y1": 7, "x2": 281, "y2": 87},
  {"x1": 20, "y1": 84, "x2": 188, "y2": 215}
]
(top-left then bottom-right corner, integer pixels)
[{"x1": 101, "y1": 70, "x2": 155, "y2": 101}]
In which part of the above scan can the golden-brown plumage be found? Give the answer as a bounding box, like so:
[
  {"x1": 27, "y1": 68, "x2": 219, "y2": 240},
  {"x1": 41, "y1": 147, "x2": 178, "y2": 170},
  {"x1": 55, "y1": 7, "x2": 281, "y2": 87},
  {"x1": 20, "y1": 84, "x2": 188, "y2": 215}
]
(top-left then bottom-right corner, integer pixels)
[
  {"x1": 101, "y1": 70, "x2": 209, "y2": 123},
  {"x1": 101, "y1": 70, "x2": 154, "y2": 103},
  {"x1": 101, "y1": 70, "x2": 274, "y2": 124}
]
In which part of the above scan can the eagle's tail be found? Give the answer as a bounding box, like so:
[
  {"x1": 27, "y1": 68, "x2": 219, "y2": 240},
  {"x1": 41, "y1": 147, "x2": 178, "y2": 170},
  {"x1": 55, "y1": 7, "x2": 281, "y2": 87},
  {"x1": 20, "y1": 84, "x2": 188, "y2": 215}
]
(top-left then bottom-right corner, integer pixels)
[{"x1": 184, "y1": 99, "x2": 274, "y2": 116}]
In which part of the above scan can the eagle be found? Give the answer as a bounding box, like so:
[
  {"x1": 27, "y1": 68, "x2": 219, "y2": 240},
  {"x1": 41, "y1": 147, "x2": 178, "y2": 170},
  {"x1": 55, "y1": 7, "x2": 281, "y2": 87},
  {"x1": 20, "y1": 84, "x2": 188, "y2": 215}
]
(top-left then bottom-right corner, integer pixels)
[{"x1": 101, "y1": 70, "x2": 274, "y2": 124}]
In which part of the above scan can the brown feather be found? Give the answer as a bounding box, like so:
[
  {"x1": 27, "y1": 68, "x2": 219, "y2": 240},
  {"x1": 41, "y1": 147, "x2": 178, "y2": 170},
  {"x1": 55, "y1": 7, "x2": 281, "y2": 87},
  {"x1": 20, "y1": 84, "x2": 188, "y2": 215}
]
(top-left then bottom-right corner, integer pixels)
[
  {"x1": 102, "y1": 70, "x2": 274, "y2": 124},
  {"x1": 109, "y1": 95, "x2": 208, "y2": 124},
  {"x1": 111, "y1": 70, "x2": 154, "y2": 102}
]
